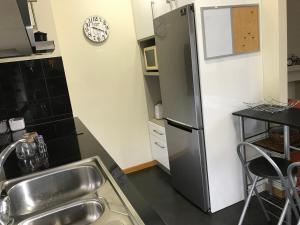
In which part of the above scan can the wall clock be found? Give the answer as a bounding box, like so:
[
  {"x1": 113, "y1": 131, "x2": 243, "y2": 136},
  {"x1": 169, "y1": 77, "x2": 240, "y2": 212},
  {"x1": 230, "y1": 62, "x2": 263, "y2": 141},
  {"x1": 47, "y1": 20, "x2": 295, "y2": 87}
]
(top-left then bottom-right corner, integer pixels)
[{"x1": 83, "y1": 16, "x2": 109, "y2": 43}]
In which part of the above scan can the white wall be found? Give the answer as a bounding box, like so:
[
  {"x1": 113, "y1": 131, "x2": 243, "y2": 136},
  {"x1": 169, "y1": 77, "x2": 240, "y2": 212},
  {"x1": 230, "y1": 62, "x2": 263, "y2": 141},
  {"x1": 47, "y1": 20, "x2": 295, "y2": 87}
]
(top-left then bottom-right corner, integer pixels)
[
  {"x1": 0, "y1": 0, "x2": 60, "y2": 63},
  {"x1": 192, "y1": 0, "x2": 263, "y2": 212},
  {"x1": 51, "y1": 0, "x2": 152, "y2": 169},
  {"x1": 261, "y1": 0, "x2": 287, "y2": 102}
]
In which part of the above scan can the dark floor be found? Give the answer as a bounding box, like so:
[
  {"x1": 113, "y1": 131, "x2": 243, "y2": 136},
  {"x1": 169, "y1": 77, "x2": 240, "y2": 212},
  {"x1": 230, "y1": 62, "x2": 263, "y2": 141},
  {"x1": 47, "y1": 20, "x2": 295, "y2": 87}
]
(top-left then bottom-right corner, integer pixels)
[{"x1": 128, "y1": 166, "x2": 278, "y2": 225}]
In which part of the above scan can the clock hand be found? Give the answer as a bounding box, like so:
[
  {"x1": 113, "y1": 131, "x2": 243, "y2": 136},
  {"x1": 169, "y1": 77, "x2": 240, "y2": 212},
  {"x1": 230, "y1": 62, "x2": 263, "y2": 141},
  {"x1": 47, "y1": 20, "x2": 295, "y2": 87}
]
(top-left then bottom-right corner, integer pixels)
[{"x1": 91, "y1": 26, "x2": 105, "y2": 32}]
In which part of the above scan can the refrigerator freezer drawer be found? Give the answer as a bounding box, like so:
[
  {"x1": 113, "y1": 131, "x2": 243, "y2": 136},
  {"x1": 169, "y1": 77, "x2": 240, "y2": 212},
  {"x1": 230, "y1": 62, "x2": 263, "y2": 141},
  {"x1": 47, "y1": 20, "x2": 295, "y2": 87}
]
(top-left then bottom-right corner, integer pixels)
[
  {"x1": 165, "y1": 121, "x2": 210, "y2": 211},
  {"x1": 150, "y1": 134, "x2": 170, "y2": 170}
]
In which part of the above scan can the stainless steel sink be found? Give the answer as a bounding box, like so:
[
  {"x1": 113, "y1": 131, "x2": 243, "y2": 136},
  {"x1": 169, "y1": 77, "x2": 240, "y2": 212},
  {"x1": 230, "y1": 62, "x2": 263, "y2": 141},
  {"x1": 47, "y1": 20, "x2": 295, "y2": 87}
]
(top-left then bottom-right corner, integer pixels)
[
  {"x1": 0, "y1": 157, "x2": 143, "y2": 225},
  {"x1": 2, "y1": 162, "x2": 105, "y2": 216},
  {"x1": 18, "y1": 199, "x2": 106, "y2": 225}
]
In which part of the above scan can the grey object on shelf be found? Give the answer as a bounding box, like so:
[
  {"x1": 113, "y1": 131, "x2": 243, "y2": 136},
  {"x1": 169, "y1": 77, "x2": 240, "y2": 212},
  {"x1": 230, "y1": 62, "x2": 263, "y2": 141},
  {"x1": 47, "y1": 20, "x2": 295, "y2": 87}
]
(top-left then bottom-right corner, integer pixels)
[
  {"x1": 8, "y1": 118, "x2": 25, "y2": 132},
  {"x1": 34, "y1": 31, "x2": 47, "y2": 42},
  {"x1": 154, "y1": 103, "x2": 163, "y2": 119},
  {"x1": 288, "y1": 54, "x2": 300, "y2": 66},
  {"x1": 35, "y1": 41, "x2": 55, "y2": 54},
  {"x1": 0, "y1": 121, "x2": 8, "y2": 134}
]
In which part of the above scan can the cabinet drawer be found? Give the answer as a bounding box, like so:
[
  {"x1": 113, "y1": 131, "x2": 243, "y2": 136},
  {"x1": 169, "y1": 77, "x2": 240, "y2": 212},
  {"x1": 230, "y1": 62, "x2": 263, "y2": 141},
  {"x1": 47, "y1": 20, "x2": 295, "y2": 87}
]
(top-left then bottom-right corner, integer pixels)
[
  {"x1": 148, "y1": 121, "x2": 166, "y2": 141},
  {"x1": 150, "y1": 135, "x2": 169, "y2": 170}
]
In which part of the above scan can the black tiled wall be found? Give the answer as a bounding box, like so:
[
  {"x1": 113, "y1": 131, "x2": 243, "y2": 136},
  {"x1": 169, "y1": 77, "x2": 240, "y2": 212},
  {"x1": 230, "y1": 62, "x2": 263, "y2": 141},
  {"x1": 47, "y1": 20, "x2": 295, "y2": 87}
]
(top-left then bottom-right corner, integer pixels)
[{"x1": 0, "y1": 57, "x2": 73, "y2": 125}]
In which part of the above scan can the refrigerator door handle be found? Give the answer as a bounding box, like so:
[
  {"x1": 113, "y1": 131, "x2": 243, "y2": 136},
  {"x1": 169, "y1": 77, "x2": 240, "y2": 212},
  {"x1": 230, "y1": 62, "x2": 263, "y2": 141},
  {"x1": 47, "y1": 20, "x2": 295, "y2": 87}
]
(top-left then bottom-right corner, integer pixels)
[
  {"x1": 167, "y1": 119, "x2": 193, "y2": 133},
  {"x1": 187, "y1": 5, "x2": 203, "y2": 128}
]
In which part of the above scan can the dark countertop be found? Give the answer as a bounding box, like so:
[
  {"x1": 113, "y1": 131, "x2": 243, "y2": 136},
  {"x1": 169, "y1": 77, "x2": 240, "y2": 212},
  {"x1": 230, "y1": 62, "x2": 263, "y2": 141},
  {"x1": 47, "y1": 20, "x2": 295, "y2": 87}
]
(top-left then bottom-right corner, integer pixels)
[
  {"x1": 0, "y1": 117, "x2": 165, "y2": 225},
  {"x1": 232, "y1": 107, "x2": 300, "y2": 128}
]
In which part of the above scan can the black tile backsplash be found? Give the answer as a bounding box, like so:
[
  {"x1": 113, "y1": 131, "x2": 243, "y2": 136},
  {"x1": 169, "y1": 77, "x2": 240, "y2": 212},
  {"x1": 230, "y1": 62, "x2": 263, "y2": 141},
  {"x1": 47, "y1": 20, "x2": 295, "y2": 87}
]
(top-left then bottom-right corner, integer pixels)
[
  {"x1": 20, "y1": 60, "x2": 44, "y2": 80},
  {"x1": 51, "y1": 96, "x2": 72, "y2": 115},
  {"x1": 42, "y1": 58, "x2": 65, "y2": 78},
  {"x1": 0, "y1": 57, "x2": 73, "y2": 125},
  {"x1": 46, "y1": 77, "x2": 69, "y2": 97}
]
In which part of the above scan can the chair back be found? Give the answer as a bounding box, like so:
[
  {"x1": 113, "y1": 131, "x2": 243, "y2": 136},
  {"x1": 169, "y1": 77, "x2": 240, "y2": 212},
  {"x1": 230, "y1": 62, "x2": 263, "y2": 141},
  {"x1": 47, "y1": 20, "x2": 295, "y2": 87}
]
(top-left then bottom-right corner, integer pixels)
[
  {"x1": 237, "y1": 142, "x2": 286, "y2": 183},
  {"x1": 238, "y1": 142, "x2": 300, "y2": 221},
  {"x1": 288, "y1": 162, "x2": 300, "y2": 209}
]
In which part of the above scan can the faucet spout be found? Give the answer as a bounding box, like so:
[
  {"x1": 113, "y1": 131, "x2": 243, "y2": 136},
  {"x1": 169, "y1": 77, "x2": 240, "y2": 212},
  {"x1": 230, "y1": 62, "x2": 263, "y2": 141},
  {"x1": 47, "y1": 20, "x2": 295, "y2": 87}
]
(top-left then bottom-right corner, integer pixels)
[
  {"x1": 0, "y1": 134, "x2": 42, "y2": 225},
  {"x1": 0, "y1": 139, "x2": 26, "y2": 181},
  {"x1": 0, "y1": 139, "x2": 25, "y2": 225}
]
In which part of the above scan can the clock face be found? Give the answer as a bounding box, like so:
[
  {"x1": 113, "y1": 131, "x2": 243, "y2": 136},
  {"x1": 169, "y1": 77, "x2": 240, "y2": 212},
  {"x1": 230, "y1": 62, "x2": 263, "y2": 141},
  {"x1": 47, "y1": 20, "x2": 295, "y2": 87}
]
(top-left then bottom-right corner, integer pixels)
[{"x1": 83, "y1": 16, "x2": 109, "y2": 43}]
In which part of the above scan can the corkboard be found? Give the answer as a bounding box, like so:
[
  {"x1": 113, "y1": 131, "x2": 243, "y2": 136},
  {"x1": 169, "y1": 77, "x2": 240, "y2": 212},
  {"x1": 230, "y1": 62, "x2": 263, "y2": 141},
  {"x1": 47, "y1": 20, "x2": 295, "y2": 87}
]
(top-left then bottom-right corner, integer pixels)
[{"x1": 232, "y1": 6, "x2": 259, "y2": 54}]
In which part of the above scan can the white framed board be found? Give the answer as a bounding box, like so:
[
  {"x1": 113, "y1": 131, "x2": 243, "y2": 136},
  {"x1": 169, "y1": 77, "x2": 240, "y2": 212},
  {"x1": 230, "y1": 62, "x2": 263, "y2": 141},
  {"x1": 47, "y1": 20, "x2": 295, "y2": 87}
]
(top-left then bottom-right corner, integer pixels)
[
  {"x1": 202, "y1": 7, "x2": 233, "y2": 59},
  {"x1": 202, "y1": 5, "x2": 260, "y2": 59}
]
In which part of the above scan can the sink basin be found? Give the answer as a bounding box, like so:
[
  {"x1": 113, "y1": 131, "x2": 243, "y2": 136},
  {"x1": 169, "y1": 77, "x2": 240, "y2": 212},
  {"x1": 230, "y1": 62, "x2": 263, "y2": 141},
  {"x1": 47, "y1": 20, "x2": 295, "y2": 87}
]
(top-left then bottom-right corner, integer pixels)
[
  {"x1": 0, "y1": 157, "x2": 141, "y2": 225},
  {"x1": 18, "y1": 199, "x2": 105, "y2": 225},
  {"x1": 3, "y1": 163, "x2": 105, "y2": 216}
]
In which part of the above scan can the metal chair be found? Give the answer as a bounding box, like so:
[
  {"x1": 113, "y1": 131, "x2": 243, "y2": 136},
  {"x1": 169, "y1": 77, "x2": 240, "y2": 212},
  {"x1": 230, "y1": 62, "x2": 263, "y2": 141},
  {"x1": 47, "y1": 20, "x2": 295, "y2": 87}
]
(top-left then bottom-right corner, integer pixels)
[
  {"x1": 288, "y1": 162, "x2": 300, "y2": 225},
  {"x1": 237, "y1": 142, "x2": 299, "y2": 225}
]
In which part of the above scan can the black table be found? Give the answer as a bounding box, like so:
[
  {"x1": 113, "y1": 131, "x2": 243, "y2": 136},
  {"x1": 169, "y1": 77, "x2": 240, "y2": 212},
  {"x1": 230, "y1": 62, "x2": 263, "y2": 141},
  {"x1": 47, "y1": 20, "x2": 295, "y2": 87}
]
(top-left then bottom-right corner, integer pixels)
[
  {"x1": 0, "y1": 117, "x2": 165, "y2": 225},
  {"x1": 233, "y1": 107, "x2": 300, "y2": 215},
  {"x1": 233, "y1": 107, "x2": 300, "y2": 128},
  {"x1": 233, "y1": 107, "x2": 300, "y2": 162}
]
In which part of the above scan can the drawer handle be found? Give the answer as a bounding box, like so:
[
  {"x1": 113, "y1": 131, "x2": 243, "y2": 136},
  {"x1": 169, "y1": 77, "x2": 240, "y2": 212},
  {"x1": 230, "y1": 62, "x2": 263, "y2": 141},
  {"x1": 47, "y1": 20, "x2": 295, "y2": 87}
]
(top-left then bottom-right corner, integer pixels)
[
  {"x1": 153, "y1": 129, "x2": 164, "y2": 136},
  {"x1": 155, "y1": 142, "x2": 165, "y2": 149}
]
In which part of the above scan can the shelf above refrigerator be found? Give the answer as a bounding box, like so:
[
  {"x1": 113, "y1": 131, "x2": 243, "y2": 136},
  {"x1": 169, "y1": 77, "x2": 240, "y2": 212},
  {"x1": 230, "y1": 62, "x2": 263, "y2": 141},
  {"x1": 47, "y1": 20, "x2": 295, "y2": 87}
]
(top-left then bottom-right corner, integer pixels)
[{"x1": 144, "y1": 71, "x2": 159, "y2": 77}]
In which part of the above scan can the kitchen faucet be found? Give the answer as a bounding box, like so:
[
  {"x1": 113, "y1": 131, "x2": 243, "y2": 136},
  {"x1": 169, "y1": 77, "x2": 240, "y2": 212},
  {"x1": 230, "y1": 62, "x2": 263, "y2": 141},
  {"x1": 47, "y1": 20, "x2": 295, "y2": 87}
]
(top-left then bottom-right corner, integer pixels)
[
  {"x1": 0, "y1": 139, "x2": 26, "y2": 180},
  {"x1": 0, "y1": 139, "x2": 26, "y2": 225}
]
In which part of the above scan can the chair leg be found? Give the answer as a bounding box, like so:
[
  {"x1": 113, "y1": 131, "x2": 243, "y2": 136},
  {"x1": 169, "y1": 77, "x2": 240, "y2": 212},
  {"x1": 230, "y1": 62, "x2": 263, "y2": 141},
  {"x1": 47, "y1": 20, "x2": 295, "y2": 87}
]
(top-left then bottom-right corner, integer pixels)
[
  {"x1": 238, "y1": 176, "x2": 259, "y2": 225},
  {"x1": 286, "y1": 204, "x2": 292, "y2": 225},
  {"x1": 245, "y1": 170, "x2": 271, "y2": 222},
  {"x1": 285, "y1": 178, "x2": 300, "y2": 220},
  {"x1": 253, "y1": 187, "x2": 271, "y2": 222},
  {"x1": 278, "y1": 199, "x2": 289, "y2": 225}
]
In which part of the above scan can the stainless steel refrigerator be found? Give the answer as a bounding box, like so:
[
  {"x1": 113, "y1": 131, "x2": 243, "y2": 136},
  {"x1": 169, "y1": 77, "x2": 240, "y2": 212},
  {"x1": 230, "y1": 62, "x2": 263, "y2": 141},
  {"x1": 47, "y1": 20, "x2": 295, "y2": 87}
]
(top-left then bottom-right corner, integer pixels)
[{"x1": 154, "y1": 4, "x2": 210, "y2": 212}]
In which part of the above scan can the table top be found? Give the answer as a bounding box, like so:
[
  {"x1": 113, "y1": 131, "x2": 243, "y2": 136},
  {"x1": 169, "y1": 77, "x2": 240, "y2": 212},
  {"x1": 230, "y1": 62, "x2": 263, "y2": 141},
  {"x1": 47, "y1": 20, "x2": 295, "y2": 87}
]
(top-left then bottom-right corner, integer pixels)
[{"x1": 232, "y1": 107, "x2": 300, "y2": 128}]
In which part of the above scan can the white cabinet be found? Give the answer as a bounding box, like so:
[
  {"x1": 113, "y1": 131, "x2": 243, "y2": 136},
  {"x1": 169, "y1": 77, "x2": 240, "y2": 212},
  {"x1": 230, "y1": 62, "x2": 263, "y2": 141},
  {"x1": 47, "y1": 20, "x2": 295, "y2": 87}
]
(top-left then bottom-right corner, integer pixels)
[
  {"x1": 152, "y1": 0, "x2": 194, "y2": 18},
  {"x1": 148, "y1": 121, "x2": 170, "y2": 170},
  {"x1": 152, "y1": 0, "x2": 171, "y2": 19},
  {"x1": 131, "y1": 0, "x2": 195, "y2": 40},
  {"x1": 150, "y1": 135, "x2": 169, "y2": 169},
  {"x1": 149, "y1": 121, "x2": 166, "y2": 139},
  {"x1": 131, "y1": 0, "x2": 155, "y2": 40},
  {"x1": 176, "y1": 0, "x2": 194, "y2": 8}
]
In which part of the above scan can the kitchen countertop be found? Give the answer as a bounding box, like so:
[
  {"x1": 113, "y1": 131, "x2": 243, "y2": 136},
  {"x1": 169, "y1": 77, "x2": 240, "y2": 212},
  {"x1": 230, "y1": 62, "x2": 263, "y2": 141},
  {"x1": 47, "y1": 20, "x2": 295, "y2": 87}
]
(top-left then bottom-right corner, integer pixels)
[
  {"x1": 0, "y1": 117, "x2": 165, "y2": 225},
  {"x1": 232, "y1": 107, "x2": 300, "y2": 128}
]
